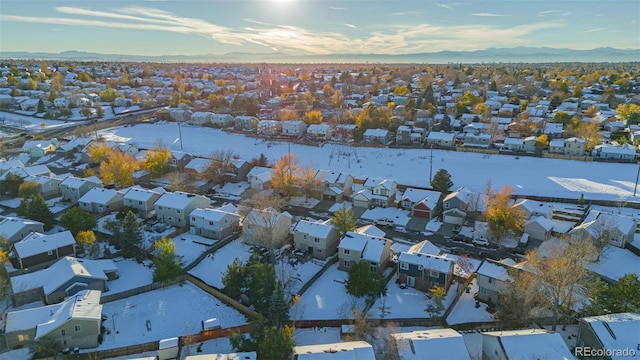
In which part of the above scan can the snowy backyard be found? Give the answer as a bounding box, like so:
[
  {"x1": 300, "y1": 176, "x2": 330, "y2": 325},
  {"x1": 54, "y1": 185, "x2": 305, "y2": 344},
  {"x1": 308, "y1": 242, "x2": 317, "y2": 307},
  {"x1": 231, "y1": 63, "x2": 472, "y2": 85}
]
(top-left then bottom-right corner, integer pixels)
[
  {"x1": 187, "y1": 238, "x2": 253, "y2": 289},
  {"x1": 101, "y1": 122, "x2": 640, "y2": 201},
  {"x1": 99, "y1": 283, "x2": 248, "y2": 350},
  {"x1": 446, "y1": 280, "x2": 495, "y2": 326}
]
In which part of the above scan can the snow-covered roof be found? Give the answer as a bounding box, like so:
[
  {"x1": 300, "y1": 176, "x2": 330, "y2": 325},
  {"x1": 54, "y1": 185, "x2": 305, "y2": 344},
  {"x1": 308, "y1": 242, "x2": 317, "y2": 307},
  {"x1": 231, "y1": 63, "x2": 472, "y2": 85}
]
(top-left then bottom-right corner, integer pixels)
[
  {"x1": 307, "y1": 124, "x2": 330, "y2": 132},
  {"x1": 581, "y1": 312, "x2": 640, "y2": 357},
  {"x1": 482, "y1": 329, "x2": 573, "y2": 360},
  {"x1": 361, "y1": 236, "x2": 389, "y2": 263},
  {"x1": 123, "y1": 186, "x2": 165, "y2": 202},
  {"x1": 190, "y1": 207, "x2": 240, "y2": 222},
  {"x1": 0, "y1": 216, "x2": 44, "y2": 239},
  {"x1": 185, "y1": 158, "x2": 210, "y2": 173},
  {"x1": 10, "y1": 257, "x2": 116, "y2": 295},
  {"x1": 315, "y1": 169, "x2": 341, "y2": 184},
  {"x1": 61, "y1": 175, "x2": 102, "y2": 189},
  {"x1": 504, "y1": 137, "x2": 524, "y2": 145},
  {"x1": 79, "y1": 187, "x2": 121, "y2": 205},
  {"x1": 398, "y1": 252, "x2": 452, "y2": 273},
  {"x1": 526, "y1": 216, "x2": 554, "y2": 232},
  {"x1": 576, "y1": 210, "x2": 636, "y2": 237},
  {"x1": 549, "y1": 138, "x2": 565, "y2": 147},
  {"x1": 13, "y1": 231, "x2": 75, "y2": 259},
  {"x1": 294, "y1": 219, "x2": 335, "y2": 239},
  {"x1": 339, "y1": 232, "x2": 369, "y2": 253},
  {"x1": 408, "y1": 240, "x2": 440, "y2": 256},
  {"x1": 0, "y1": 159, "x2": 25, "y2": 173},
  {"x1": 244, "y1": 207, "x2": 291, "y2": 227},
  {"x1": 392, "y1": 329, "x2": 471, "y2": 360},
  {"x1": 476, "y1": 258, "x2": 513, "y2": 282},
  {"x1": 402, "y1": 188, "x2": 440, "y2": 204},
  {"x1": 364, "y1": 177, "x2": 395, "y2": 190},
  {"x1": 293, "y1": 340, "x2": 374, "y2": 359},
  {"x1": 5, "y1": 290, "x2": 102, "y2": 335},
  {"x1": 355, "y1": 224, "x2": 386, "y2": 238},
  {"x1": 36, "y1": 290, "x2": 102, "y2": 339},
  {"x1": 427, "y1": 131, "x2": 455, "y2": 141},
  {"x1": 363, "y1": 128, "x2": 389, "y2": 137},
  {"x1": 155, "y1": 191, "x2": 204, "y2": 209},
  {"x1": 512, "y1": 199, "x2": 553, "y2": 217}
]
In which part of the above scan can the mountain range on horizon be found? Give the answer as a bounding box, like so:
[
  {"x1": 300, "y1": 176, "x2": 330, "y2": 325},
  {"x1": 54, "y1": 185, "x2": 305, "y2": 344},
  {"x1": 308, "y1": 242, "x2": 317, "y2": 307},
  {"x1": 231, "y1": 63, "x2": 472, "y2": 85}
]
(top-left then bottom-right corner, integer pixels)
[{"x1": 1, "y1": 47, "x2": 638, "y2": 64}]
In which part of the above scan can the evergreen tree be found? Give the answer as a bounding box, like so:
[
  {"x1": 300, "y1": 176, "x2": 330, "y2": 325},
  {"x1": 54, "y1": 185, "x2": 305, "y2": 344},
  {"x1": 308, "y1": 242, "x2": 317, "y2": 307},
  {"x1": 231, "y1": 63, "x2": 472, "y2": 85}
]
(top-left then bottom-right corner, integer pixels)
[
  {"x1": 330, "y1": 205, "x2": 357, "y2": 238},
  {"x1": 0, "y1": 173, "x2": 23, "y2": 197},
  {"x1": 267, "y1": 281, "x2": 290, "y2": 328},
  {"x1": 257, "y1": 153, "x2": 268, "y2": 167},
  {"x1": 121, "y1": 211, "x2": 143, "y2": 259},
  {"x1": 37, "y1": 99, "x2": 45, "y2": 113},
  {"x1": 440, "y1": 113, "x2": 452, "y2": 131},
  {"x1": 431, "y1": 169, "x2": 454, "y2": 194},
  {"x1": 60, "y1": 207, "x2": 97, "y2": 236},
  {"x1": 346, "y1": 261, "x2": 385, "y2": 298},
  {"x1": 21, "y1": 194, "x2": 55, "y2": 230},
  {"x1": 222, "y1": 258, "x2": 246, "y2": 300},
  {"x1": 152, "y1": 236, "x2": 185, "y2": 282},
  {"x1": 96, "y1": 104, "x2": 104, "y2": 119},
  {"x1": 586, "y1": 274, "x2": 640, "y2": 315}
]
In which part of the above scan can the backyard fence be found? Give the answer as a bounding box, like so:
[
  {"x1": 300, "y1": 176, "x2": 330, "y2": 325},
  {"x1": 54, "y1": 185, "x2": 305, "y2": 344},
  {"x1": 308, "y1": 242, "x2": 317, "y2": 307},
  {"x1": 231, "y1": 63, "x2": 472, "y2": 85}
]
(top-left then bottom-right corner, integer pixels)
[
  {"x1": 100, "y1": 274, "x2": 188, "y2": 303},
  {"x1": 187, "y1": 274, "x2": 259, "y2": 320}
]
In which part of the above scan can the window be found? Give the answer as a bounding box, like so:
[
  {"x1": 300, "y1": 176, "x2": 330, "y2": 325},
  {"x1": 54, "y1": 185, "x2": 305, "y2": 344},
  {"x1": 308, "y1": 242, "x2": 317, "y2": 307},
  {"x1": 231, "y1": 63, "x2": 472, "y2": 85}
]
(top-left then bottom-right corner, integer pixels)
[
  {"x1": 343, "y1": 260, "x2": 350, "y2": 267},
  {"x1": 314, "y1": 238, "x2": 320, "y2": 243},
  {"x1": 159, "y1": 206, "x2": 164, "y2": 210},
  {"x1": 61, "y1": 329, "x2": 66, "y2": 336},
  {"x1": 488, "y1": 278, "x2": 493, "y2": 283},
  {"x1": 430, "y1": 270, "x2": 439, "y2": 278},
  {"x1": 316, "y1": 248, "x2": 321, "y2": 253},
  {"x1": 177, "y1": 209, "x2": 181, "y2": 214},
  {"x1": 47, "y1": 250, "x2": 53, "y2": 256},
  {"x1": 139, "y1": 201, "x2": 143, "y2": 205},
  {"x1": 74, "y1": 325, "x2": 81, "y2": 332},
  {"x1": 192, "y1": 217, "x2": 196, "y2": 222},
  {"x1": 209, "y1": 221, "x2": 214, "y2": 226},
  {"x1": 399, "y1": 262, "x2": 409, "y2": 270},
  {"x1": 343, "y1": 249, "x2": 350, "y2": 255}
]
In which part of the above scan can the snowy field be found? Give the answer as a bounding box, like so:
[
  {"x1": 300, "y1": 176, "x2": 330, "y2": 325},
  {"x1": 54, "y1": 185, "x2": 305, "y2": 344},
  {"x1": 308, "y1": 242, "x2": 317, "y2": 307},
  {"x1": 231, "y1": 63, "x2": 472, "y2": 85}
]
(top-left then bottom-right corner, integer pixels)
[
  {"x1": 188, "y1": 238, "x2": 253, "y2": 289},
  {"x1": 0, "y1": 110, "x2": 88, "y2": 131},
  {"x1": 99, "y1": 283, "x2": 248, "y2": 350},
  {"x1": 291, "y1": 264, "x2": 366, "y2": 320},
  {"x1": 369, "y1": 274, "x2": 458, "y2": 319},
  {"x1": 101, "y1": 123, "x2": 640, "y2": 201}
]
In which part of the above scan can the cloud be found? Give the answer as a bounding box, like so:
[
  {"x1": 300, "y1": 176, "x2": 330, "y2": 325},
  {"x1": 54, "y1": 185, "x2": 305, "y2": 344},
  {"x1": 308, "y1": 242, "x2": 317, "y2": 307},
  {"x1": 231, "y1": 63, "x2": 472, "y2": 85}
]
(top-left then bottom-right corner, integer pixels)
[
  {"x1": 391, "y1": 11, "x2": 421, "y2": 16},
  {"x1": 537, "y1": 10, "x2": 562, "y2": 16},
  {"x1": 0, "y1": 6, "x2": 567, "y2": 55},
  {"x1": 579, "y1": 27, "x2": 606, "y2": 34},
  {"x1": 435, "y1": 3, "x2": 453, "y2": 10},
  {"x1": 472, "y1": 13, "x2": 511, "y2": 17},
  {"x1": 329, "y1": 6, "x2": 344, "y2": 10}
]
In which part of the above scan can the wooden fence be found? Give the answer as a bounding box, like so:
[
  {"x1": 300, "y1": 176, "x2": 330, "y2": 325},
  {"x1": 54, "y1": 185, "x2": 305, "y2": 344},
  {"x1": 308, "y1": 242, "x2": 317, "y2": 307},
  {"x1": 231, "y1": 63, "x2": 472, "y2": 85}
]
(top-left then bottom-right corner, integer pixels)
[
  {"x1": 100, "y1": 274, "x2": 188, "y2": 303},
  {"x1": 292, "y1": 254, "x2": 338, "y2": 301},
  {"x1": 87, "y1": 340, "x2": 159, "y2": 359},
  {"x1": 183, "y1": 232, "x2": 240, "y2": 272}
]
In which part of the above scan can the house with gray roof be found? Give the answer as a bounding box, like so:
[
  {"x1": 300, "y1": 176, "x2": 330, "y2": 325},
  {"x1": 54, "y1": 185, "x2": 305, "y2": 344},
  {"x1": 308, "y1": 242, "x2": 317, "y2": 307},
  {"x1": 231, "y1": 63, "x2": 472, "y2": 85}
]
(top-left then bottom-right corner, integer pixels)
[
  {"x1": 292, "y1": 219, "x2": 339, "y2": 260},
  {"x1": 122, "y1": 186, "x2": 165, "y2": 218},
  {"x1": 11, "y1": 231, "x2": 76, "y2": 270},
  {"x1": 0, "y1": 216, "x2": 45, "y2": 244},
  {"x1": 154, "y1": 191, "x2": 209, "y2": 227},
  {"x1": 338, "y1": 231, "x2": 392, "y2": 272},
  {"x1": 60, "y1": 176, "x2": 102, "y2": 203},
  {"x1": 78, "y1": 187, "x2": 124, "y2": 215},
  {"x1": 189, "y1": 204, "x2": 240, "y2": 240}
]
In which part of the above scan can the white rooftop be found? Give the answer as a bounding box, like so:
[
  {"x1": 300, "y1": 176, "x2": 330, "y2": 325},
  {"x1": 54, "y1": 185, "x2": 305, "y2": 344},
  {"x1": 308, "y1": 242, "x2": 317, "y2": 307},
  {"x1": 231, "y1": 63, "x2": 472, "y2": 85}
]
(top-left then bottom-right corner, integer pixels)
[
  {"x1": 190, "y1": 207, "x2": 240, "y2": 222},
  {"x1": 483, "y1": 329, "x2": 574, "y2": 360},
  {"x1": 294, "y1": 219, "x2": 335, "y2": 239},
  {"x1": 392, "y1": 329, "x2": 471, "y2": 360},
  {"x1": 155, "y1": 191, "x2": 204, "y2": 208},
  {"x1": 0, "y1": 216, "x2": 44, "y2": 240},
  {"x1": 581, "y1": 312, "x2": 640, "y2": 359},
  {"x1": 398, "y1": 252, "x2": 453, "y2": 273},
  {"x1": 123, "y1": 186, "x2": 165, "y2": 202},
  {"x1": 13, "y1": 231, "x2": 75, "y2": 259},
  {"x1": 293, "y1": 341, "x2": 375, "y2": 360},
  {"x1": 79, "y1": 187, "x2": 121, "y2": 204}
]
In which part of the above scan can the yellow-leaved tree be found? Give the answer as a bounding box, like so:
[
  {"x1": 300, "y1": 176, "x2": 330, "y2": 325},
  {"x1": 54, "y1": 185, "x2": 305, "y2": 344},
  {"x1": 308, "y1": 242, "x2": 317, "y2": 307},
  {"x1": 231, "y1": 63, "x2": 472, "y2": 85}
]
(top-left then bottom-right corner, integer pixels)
[
  {"x1": 484, "y1": 185, "x2": 525, "y2": 240},
  {"x1": 88, "y1": 141, "x2": 112, "y2": 163},
  {"x1": 99, "y1": 151, "x2": 140, "y2": 188},
  {"x1": 141, "y1": 146, "x2": 171, "y2": 178}
]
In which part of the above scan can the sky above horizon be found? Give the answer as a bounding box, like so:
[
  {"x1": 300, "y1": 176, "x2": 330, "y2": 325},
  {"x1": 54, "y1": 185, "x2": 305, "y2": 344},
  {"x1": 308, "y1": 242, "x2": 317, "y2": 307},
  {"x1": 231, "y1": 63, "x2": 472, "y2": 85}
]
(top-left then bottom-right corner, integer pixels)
[{"x1": 1, "y1": 0, "x2": 638, "y2": 57}]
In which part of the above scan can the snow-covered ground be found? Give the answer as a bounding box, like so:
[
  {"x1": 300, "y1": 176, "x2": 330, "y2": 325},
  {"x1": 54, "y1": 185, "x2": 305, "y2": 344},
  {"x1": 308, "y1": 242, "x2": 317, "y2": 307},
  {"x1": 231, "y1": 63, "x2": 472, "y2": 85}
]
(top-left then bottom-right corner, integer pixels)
[
  {"x1": 0, "y1": 110, "x2": 89, "y2": 130},
  {"x1": 188, "y1": 238, "x2": 253, "y2": 288},
  {"x1": 588, "y1": 246, "x2": 640, "y2": 281},
  {"x1": 369, "y1": 273, "x2": 458, "y2": 319},
  {"x1": 276, "y1": 257, "x2": 325, "y2": 297},
  {"x1": 291, "y1": 263, "x2": 366, "y2": 320},
  {"x1": 107, "y1": 258, "x2": 154, "y2": 294},
  {"x1": 101, "y1": 123, "x2": 640, "y2": 201},
  {"x1": 446, "y1": 280, "x2": 495, "y2": 325},
  {"x1": 289, "y1": 196, "x2": 320, "y2": 209},
  {"x1": 99, "y1": 283, "x2": 248, "y2": 350},
  {"x1": 170, "y1": 233, "x2": 210, "y2": 266}
]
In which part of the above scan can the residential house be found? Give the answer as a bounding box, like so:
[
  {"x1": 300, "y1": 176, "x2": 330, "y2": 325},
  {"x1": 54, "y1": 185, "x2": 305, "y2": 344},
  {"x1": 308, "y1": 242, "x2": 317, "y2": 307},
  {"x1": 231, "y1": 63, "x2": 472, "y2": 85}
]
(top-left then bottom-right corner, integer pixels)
[
  {"x1": 78, "y1": 188, "x2": 124, "y2": 215},
  {"x1": 481, "y1": 329, "x2": 574, "y2": 360},
  {"x1": 0, "y1": 165, "x2": 54, "y2": 182},
  {"x1": 549, "y1": 138, "x2": 566, "y2": 154},
  {"x1": 306, "y1": 124, "x2": 331, "y2": 141},
  {"x1": 524, "y1": 216, "x2": 554, "y2": 242},
  {"x1": 184, "y1": 157, "x2": 210, "y2": 175},
  {"x1": 565, "y1": 137, "x2": 586, "y2": 156},
  {"x1": 19, "y1": 98, "x2": 40, "y2": 112},
  {"x1": 352, "y1": 189, "x2": 373, "y2": 209},
  {"x1": 426, "y1": 131, "x2": 456, "y2": 147},
  {"x1": 592, "y1": 143, "x2": 637, "y2": 161},
  {"x1": 60, "y1": 176, "x2": 103, "y2": 203},
  {"x1": 22, "y1": 138, "x2": 59, "y2": 158},
  {"x1": 442, "y1": 187, "x2": 487, "y2": 225},
  {"x1": 543, "y1": 122, "x2": 564, "y2": 138},
  {"x1": 362, "y1": 128, "x2": 391, "y2": 145},
  {"x1": 293, "y1": 341, "x2": 375, "y2": 359},
  {"x1": 211, "y1": 113, "x2": 235, "y2": 127},
  {"x1": 53, "y1": 97, "x2": 70, "y2": 108},
  {"x1": 282, "y1": 120, "x2": 307, "y2": 137},
  {"x1": 502, "y1": 137, "x2": 524, "y2": 151},
  {"x1": 242, "y1": 207, "x2": 292, "y2": 248},
  {"x1": 576, "y1": 312, "x2": 640, "y2": 359},
  {"x1": 225, "y1": 159, "x2": 252, "y2": 183},
  {"x1": 10, "y1": 231, "x2": 76, "y2": 270},
  {"x1": 122, "y1": 186, "x2": 165, "y2": 219},
  {"x1": 234, "y1": 115, "x2": 258, "y2": 131},
  {"x1": 4, "y1": 290, "x2": 102, "y2": 350},
  {"x1": 462, "y1": 133, "x2": 493, "y2": 148},
  {"x1": 397, "y1": 248, "x2": 454, "y2": 291},
  {"x1": 332, "y1": 124, "x2": 357, "y2": 142},
  {"x1": 247, "y1": 166, "x2": 272, "y2": 190},
  {"x1": 0, "y1": 216, "x2": 45, "y2": 245},
  {"x1": 11, "y1": 256, "x2": 117, "y2": 306},
  {"x1": 257, "y1": 120, "x2": 282, "y2": 136},
  {"x1": 23, "y1": 174, "x2": 62, "y2": 199},
  {"x1": 169, "y1": 151, "x2": 193, "y2": 170},
  {"x1": 392, "y1": 329, "x2": 471, "y2": 360},
  {"x1": 511, "y1": 199, "x2": 553, "y2": 219},
  {"x1": 363, "y1": 177, "x2": 397, "y2": 208},
  {"x1": 400, "y1": 188, "x2": 441, "y2": 219},
  {"x1": 569, "y1": 210, "x2": 636, "y2": 248},
  {"x1": 396, "y1": 125, "x2": 426, "y2": 145},
  {"x1": 314, "y1": 169, "x2": 353, "y2": 201},
  {"x1": 292, "y1": 219, "x2": 339, "y2": 260},
  {"x1": 338, "y1": 231, "x2": 392, "y2": 272},
  {"x1": 154, "y1": 191, "x2": 210, "y2": 227},
  {"x1": 189, "y1": 204, "x2": 240, "y2": 240},
  {"x1": 476, "y1": 258, "x2": 528, "y2": 305},
  {"x1": 0, "y1": 159, "x2": 25, "y2": 175},
  {"x1": 190, "y1": 111, "x2": 213, "y2": 125}
]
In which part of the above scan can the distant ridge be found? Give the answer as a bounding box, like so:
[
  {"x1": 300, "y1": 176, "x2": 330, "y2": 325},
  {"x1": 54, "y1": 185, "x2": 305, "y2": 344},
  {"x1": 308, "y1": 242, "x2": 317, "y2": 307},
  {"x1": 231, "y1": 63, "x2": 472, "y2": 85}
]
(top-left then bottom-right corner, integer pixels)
[{"x1": 1, "y1": 47, "x2": 638, "y2": 63}]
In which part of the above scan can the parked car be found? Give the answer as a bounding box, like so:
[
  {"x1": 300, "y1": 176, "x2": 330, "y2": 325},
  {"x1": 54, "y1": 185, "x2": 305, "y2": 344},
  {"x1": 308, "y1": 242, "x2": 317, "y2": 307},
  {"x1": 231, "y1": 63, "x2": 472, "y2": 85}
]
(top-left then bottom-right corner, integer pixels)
[
  {"x1": 472, "y1": 237, "x2": 489, "y2": 246},
  {"x1": 373, "y1": 218, "x2": 394, "y2": 227},
  {"x1": 453, "y1": 234, "x2": 471, "y2": 242}
]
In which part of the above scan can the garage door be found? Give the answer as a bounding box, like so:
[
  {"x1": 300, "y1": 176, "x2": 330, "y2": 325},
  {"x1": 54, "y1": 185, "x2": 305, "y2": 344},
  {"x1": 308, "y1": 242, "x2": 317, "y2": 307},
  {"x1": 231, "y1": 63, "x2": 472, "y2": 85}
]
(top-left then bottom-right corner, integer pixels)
[{"x1": 412, "y1": 208, "x2": 430, "y2": 218}]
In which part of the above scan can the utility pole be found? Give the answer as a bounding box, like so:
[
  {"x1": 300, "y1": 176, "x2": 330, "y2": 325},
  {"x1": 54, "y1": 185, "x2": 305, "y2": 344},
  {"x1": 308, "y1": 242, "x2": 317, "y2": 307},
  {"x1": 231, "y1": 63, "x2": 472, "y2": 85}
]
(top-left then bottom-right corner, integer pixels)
[
  {"x1": 634, "y1": 160, "x2": 640, "y2": 197},
  {"x1": 429, "y1": 145, "x2": 434, "y2": 184},
  {"x1": 178, "y1": 119, "x2": 183, "y2": 151}
]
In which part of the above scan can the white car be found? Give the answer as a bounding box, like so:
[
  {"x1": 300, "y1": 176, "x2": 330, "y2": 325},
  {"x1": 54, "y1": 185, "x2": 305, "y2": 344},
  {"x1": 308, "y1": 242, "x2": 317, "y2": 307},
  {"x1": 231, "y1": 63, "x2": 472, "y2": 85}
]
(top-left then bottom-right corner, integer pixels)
[
  {"x1": 472, "y1": 237, "x2": 489, "y2": 246},
  {"x1": 373, "y1": 218, "x2": 394, "y2": 227}
]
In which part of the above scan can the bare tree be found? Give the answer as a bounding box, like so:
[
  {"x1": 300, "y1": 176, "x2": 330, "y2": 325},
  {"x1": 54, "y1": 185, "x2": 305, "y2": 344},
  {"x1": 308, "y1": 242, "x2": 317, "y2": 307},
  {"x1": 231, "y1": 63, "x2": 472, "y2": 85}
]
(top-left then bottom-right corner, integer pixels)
[
  {"x1": 241, "y1": 192, "x2": 289, "y2": 254},
  {"x1": 203, "y1": 149, "x2": 238, "y2": 186}
]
